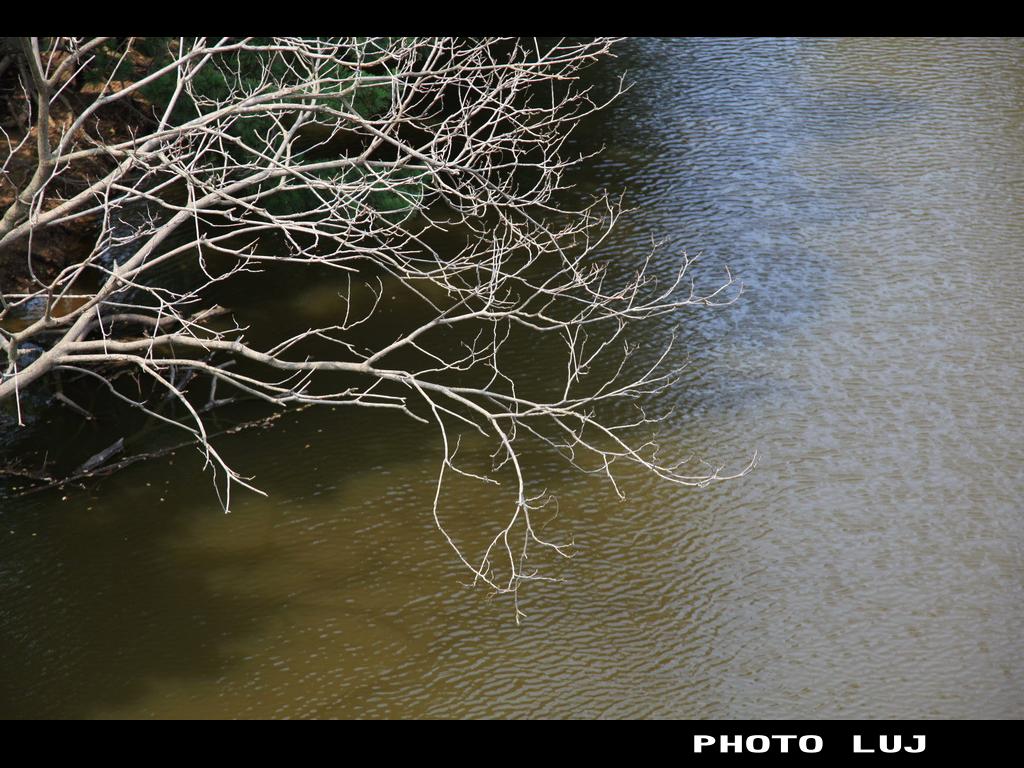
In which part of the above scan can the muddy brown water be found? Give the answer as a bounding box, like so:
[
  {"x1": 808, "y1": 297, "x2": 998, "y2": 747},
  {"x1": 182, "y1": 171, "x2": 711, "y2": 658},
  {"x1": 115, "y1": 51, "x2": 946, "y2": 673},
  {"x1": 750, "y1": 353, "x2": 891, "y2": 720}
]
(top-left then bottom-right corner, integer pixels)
[{"x1": 2, "y1": 38, "x2": 1022, "y2": 718}]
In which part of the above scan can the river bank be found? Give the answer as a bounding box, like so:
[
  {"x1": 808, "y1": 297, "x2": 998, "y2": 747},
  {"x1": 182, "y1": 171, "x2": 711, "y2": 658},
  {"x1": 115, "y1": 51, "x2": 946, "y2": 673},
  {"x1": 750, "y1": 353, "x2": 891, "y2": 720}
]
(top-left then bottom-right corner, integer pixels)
[{"x1": 0, "y1": 42, "x2": 159, "y2": 294}]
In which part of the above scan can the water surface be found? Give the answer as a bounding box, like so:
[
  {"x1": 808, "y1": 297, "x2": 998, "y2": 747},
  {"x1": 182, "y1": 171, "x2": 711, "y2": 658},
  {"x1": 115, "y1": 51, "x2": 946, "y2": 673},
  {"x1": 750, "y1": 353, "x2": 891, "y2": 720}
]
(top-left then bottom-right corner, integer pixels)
[{"x1": 2, "y1": 37, "x2": 1022, "y2": 718}]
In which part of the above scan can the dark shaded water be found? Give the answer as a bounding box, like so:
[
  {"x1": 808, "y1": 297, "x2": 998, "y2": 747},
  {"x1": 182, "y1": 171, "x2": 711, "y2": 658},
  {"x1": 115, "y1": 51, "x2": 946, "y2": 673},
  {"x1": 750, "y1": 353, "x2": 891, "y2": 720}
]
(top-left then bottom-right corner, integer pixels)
[{"x1": 2, "y1": 38, "x2": 1023, "y2": 718}]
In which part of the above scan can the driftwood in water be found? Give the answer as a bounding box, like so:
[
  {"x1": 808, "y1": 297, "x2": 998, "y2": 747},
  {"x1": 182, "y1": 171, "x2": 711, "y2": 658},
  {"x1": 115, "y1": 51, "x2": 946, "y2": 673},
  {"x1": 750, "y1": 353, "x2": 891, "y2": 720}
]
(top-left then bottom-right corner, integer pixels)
[
  {"x1": 2, "y1": 403, "x2": 310, "y2": 498},
  {"x1": 76, "y1": 437, "x2": 124, "y2": 474}
]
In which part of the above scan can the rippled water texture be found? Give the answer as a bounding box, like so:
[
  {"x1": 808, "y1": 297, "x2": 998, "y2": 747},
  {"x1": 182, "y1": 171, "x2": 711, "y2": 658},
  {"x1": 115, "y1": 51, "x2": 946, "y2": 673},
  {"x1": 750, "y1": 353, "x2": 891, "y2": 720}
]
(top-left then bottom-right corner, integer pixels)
[{"x1": 2, "y1": 38, "x2": 1022, "y2": 718}]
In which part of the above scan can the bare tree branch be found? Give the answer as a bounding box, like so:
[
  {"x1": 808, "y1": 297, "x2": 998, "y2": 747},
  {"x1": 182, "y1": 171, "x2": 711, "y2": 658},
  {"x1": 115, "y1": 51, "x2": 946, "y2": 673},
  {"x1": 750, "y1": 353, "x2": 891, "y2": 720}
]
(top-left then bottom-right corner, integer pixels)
[{"x1": 0, "y1": 37, "x2": 752, "y2": 619}]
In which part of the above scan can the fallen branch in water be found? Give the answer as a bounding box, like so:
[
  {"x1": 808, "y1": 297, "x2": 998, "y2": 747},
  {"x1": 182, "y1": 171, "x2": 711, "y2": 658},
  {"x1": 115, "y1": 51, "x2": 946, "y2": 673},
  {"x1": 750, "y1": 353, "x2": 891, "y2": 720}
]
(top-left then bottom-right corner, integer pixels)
[{"x1": 1, "y1": 401, "x2": 313, "y2": 497}]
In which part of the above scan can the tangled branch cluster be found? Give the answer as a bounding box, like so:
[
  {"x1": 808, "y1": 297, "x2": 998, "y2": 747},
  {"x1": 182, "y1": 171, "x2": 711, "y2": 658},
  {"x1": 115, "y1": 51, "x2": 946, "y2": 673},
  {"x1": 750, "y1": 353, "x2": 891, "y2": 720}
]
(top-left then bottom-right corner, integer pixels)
[{"x1": 0, "y1": 37, "x2": 750, "y2": 617}]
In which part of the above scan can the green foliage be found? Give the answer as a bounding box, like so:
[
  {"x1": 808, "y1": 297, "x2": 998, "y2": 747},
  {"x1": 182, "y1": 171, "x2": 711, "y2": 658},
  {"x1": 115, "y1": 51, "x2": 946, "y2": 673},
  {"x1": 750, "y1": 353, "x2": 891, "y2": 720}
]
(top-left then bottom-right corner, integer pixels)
[
  {"x1": 116, "y1": 38, "x2": 423, "y2": 220},
  {"x1": 130, "y1": 38, "x2": 391, "y2": 128}
]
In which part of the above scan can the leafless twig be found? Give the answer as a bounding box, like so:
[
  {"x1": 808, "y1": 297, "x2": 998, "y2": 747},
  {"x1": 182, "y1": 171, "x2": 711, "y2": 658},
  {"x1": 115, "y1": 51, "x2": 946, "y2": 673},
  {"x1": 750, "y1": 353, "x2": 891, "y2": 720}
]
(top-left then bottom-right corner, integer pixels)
[{"x1": 0, "y1": 38, "x2": 752, "y2": 618}]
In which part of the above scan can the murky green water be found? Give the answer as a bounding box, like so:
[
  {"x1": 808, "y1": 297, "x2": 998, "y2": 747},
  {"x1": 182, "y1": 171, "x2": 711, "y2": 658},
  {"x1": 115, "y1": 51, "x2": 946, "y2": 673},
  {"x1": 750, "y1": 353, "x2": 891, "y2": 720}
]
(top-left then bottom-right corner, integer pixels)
[{"x1": 2, "y1": 38, "x2": 1023, "y2": 719}]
